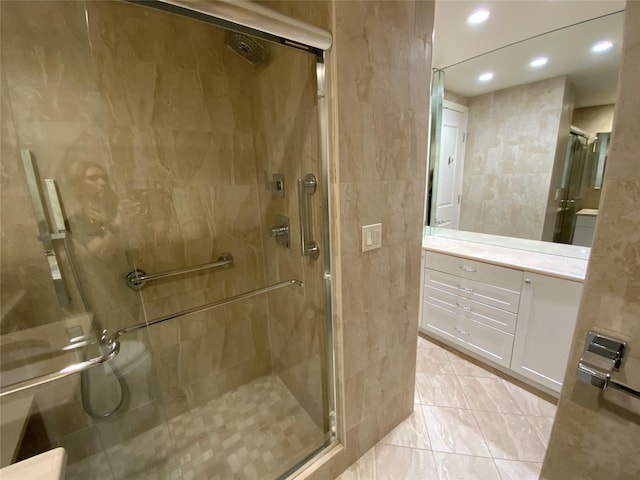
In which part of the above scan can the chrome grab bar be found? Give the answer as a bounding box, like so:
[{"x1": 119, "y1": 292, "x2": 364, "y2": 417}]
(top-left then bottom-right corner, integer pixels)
[
  {"x1": 115, "y1": 279, "x2": 303, "y2": 338},
  {"x1": 0, "y1": 279, "x2": 302, "y2": 398},
  {"x1": 0, "y1": 338, "x2": 120, "y2": 398},
  {"x1": 125, "y1": 253, "x2": 233, "y2": 290},
  {"x1": 297, "y1": 173, "x2": 320, "y2": 260}
]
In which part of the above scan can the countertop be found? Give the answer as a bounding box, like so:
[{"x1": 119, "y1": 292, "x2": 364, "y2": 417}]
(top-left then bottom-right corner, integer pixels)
[
  {"x1": 577, "y1": 208, "x2": 599, "y2": 216},
  {"x1": 423, "y1": 235, "x2": 588, "y2": 282}
]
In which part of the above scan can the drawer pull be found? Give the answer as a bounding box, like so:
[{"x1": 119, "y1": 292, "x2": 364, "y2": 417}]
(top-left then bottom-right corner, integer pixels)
[
  {"x1": 458, "y1": 285, "x2": 474, "y2": 293},
  {"x1": 456, "y1": 303, "x2": 472, "y2": 312},
  {"x1": 459, "y1": 266, "x2": 477, "y2": 273},
  {"x1": 454, "y1": 326, "x2": 470, "y2": 336}
]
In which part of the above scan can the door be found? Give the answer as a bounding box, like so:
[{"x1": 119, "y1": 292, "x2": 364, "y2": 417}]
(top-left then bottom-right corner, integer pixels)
[
  {"x1": 555, "y1": 133, "x2": 587, "y2": 243},
  {"x1": 434, "y1": 101, "x2": 468, "y2": 229}
]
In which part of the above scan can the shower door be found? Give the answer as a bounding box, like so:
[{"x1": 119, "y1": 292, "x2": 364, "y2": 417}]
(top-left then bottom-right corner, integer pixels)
[{"x1": 0, "y1": 1, "x2": 334, "y2": 478}]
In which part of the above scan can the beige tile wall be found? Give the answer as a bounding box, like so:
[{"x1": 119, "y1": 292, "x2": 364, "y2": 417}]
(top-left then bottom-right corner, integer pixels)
[
  {"x1": 541, "y1": 3, "x2": 640, "y2": 479},
  {"x1": 460, "y1": 76, "x2": 570, "y2": 241},
  {"x1": 264, "y1": 1, "x2": 435, "y2": 478},
  {"x1": 1, "y1": 0, "x2": 329, "y2": 463}
]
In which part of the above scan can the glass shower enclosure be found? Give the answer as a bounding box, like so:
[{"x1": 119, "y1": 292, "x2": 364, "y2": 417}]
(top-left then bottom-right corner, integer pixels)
[{"x1": 0, "y1": 1, "x2": 335, "y2": 478}]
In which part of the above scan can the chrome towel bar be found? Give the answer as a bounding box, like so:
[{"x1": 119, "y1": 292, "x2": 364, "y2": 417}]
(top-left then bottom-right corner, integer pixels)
[
  {"x1": 0, "y1": 279, "x2": 302, "y2": 398},
  {"x1": 126, "y1": 252, "x2": 233, "y2": 290},
  {"x1": 114, "y1": 279, "x2": 303, "y2": 339},
  {"x1": 0, "y1": 338, "x2": 120, "y2": 398}
]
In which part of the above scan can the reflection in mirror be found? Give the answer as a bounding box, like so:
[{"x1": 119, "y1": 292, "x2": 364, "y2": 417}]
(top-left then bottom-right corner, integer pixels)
[{"x1": 427, "y1": 11, "x2": 623, "y2": 254}]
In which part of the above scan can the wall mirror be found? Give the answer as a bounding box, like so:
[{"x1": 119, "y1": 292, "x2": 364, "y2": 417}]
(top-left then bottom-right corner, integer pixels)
[{"x1": 426, "y1": 5, "x2": 625, "y2": 258}]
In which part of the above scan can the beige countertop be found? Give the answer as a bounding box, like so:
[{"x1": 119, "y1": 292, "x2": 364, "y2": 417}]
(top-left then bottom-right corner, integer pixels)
[
  {"x1": 423, "y1": 235, "x2": 588, "y2": 282},
  {"x1": 577, "y1": 208, "x2": 599, "y2": 216}
]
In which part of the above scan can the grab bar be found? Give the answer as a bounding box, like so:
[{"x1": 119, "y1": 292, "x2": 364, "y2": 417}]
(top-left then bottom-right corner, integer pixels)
[
  {"x1": 297, "y1": 173, "x2": 320, "y2": 260},
  {"x1": 0, "y1": 338, "x2": 120, "y2": 398},
  {"x1": 125, "y1": 253, "x2": 233, "y2": 290},
  {"x1": 0, "y1": 279, "x2": 301, "y2": 398},
  {"x1": 114, "y1": 279, "x2": 303, "y2": 338}
]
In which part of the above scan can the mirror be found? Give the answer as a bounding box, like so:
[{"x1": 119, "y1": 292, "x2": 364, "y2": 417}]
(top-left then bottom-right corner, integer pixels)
[{"x1": 427, "y1": 10, "x2": 624, "y2": 254}]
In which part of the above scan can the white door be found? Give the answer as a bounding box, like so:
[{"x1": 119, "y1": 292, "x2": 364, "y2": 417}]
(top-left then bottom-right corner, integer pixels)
[{"x1": 434, "y1": 101, "x2": 468, "y2": 229}]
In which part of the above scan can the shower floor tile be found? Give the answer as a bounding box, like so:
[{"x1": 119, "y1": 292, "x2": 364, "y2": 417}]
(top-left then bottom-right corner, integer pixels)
[{"x1": 65, "y1": 375, "x2": 324, "y2": 480}]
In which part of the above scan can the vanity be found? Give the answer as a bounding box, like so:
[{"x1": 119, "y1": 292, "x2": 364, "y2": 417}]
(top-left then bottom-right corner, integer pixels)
[{"x1": 420, "y1": 233, "x2": 588, "y2": 397}]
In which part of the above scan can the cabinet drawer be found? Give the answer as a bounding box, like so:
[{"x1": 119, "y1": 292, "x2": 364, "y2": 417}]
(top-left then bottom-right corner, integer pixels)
[
  {"x1": 424, "y1": 268, "x2": 521, "y2": 314},
  {"x1": 424, "y1": 285, "x2": 517, "y2": 334},
  {"x1": 422, "y1": 301, "x2": 514, "y2": 368},
  {"x1": 425, "y1": 252, "x2": 523, "y2": 292}
]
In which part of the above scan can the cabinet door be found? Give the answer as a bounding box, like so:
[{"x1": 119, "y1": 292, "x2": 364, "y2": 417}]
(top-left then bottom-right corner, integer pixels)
[{"x1": 511, "y1": 273, "x2": 583, "y2": 393}]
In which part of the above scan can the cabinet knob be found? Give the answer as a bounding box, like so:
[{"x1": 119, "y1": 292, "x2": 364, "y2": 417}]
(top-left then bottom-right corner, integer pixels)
[{"x1": 525, "y1": 278, "x2": 532, "y2": 284}]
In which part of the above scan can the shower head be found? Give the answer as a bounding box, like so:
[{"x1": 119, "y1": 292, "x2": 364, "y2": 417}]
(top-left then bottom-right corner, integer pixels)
[{"x1": 225, "y1": 31, "x2": 269, "y2": 66}]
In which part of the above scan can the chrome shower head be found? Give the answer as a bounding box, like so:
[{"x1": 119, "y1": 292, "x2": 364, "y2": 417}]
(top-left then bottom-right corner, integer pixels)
[{"x1": 225, "y1": 31, "x2": 269, "y2": 66}]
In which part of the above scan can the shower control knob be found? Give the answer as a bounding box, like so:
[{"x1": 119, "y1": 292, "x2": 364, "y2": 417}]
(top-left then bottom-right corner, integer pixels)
[{"x1": 270, "y1": 226, "x2": 289, "y2": 237}]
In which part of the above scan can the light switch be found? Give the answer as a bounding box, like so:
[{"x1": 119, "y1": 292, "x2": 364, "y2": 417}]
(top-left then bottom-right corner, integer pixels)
[{"x1": 361, "y1": 223, "x2": 382, "y2": 252}]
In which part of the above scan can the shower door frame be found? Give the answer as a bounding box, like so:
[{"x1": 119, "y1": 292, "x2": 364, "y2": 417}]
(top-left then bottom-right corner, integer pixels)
[{"x1": 134, "y1": 0, "x2": 339, "y2": 471}]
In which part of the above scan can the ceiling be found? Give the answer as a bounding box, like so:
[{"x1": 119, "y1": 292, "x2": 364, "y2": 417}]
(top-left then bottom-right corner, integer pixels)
[{"x1": 433, "y1": 0, "x2": 626, "y2": 107}]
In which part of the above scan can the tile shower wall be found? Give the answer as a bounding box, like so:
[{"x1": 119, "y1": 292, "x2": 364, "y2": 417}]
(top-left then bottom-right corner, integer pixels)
[
  {"x1": 541, "y1": 3, "x2": 640, "y2": 479},
  {"x1": 1, "y1": 0, "x2": 326, "y2": 468},
  {"x1": 460, "y1": 76, "x2": 571, "y2": 241}
]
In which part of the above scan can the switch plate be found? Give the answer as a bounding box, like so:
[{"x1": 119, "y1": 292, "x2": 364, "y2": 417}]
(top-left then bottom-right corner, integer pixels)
[{"x1": 361, "y1": 223, "x2": 382, "y2": 252}]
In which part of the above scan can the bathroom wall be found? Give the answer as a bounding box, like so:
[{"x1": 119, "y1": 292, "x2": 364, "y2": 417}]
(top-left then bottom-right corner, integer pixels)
[
  {"x1": 572, "y1": 104, "x2": 615, "y2": 210},
  {"x1": 541, "y1": 3, "x2": 640, "y2": 479},
  {"x1": 264, "y1": 1, "x2": 435, "y2": 478},
  {"x1": 460, "y1": 76, "x2": 570, "y2": 240},
  {"x1": 444, "y1": 90, "x2": 469, "y2": 107}
]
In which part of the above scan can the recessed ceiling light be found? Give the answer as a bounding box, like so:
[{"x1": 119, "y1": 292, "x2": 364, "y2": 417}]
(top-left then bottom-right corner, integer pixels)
[
  {"x1": 591, "y1": 40, "x2": 613, "y2": 53},
  {"x1": 478, "y1": 72, "x2": 494, "y2": 82},
  {"x1": 467, "y1": 9, "x2": 490, "y2": 24},
  {"x1": 530, "y1": 57, "x2": 548, "y2": 68}
]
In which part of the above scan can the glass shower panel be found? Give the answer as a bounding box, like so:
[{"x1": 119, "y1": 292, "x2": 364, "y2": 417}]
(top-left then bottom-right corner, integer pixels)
[{"x1": 0, "y1": 1, "x2": 331, "y2": 479}]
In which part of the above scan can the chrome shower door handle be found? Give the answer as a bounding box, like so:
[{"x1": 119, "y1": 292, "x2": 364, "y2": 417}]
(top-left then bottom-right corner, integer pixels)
[{"x1": 297, "y1": 173, "x2": 320, "y2": 260}]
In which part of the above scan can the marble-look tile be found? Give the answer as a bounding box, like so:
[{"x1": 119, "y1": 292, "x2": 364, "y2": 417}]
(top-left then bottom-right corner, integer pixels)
[
  {"x1": 526, "y1": 416, "x2": 554, "y2": 448},
  {"x1": 493, "y1": 459, "x2": 542, "y2": 480},
  {"x1": 418, "y1": 335, "x2": 436, "y2": 350},
  {"x1": 472, "y1": 411, "x2": 547, "y2": 462},
  {"x1": 416, "y1": 347, "x2": 455, "y2": 374},
  {"x1": 380, "y1": 405, "x2": 431, "y2": 450},
  {"x1": 501, "y1": 380, "x2": 556, "y2": 417},
  {"x1": 336, "y1": 446, "x2": 376, "y2": 480},
  {"x1": 422, "y1": 406, "x2": 491, "y2": 457},
  {"x1": 458, "y1": 376, "x2": 521, "y2": 414},
  {"x1": 445, "y1": 351, "x2": 496, "y2": 378},
  {"x1": 433, "y1": 452, "x2": 501, "y2": 480},
  {"x1": 375, "y1": 444, "x2": 438, "y2": 480},
  {"x1": 415, "y1": 372, "x2": 469, "y2": 408}
]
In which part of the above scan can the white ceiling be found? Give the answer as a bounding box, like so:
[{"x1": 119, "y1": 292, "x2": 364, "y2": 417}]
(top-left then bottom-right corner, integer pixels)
[{"x1": 434, "y1": 0, "x2": 626, "y2": 107}]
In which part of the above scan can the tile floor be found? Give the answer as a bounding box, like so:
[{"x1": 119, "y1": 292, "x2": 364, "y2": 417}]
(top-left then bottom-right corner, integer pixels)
[
  {"x1": 65, "y1": 375, "x2": 324, "y2": 480},
  {"x1": 338, "y1": 335, "x2": 557, "y2": 480}
]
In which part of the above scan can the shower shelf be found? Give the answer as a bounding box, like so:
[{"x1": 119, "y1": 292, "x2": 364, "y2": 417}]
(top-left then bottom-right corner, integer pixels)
[{"x1": 0, "y1": 279, "x2": 303, "y2": 398}]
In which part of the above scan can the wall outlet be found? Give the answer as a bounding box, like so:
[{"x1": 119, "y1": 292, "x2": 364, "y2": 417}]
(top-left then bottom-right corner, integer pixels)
[{"x1": 361, "y1": 223, "x2": 382, "y2": 252}]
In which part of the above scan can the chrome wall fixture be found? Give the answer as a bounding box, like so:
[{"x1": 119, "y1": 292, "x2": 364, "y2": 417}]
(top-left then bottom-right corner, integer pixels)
[
  {"x1": 270, "y1": 214, "x2": 290, "y2": 248},
  {"x1": 125, "y1": 253, "x2": 233, "y2": 290},
  {"x1": 576, "y1": 331, "x2": 640, "y2": 399},
  {"x1": 21, "y1": 149, "x2": 70, "y2": 307},
  {"x1": 297, "y1": 173, "x2": 320, "y2": 260}
]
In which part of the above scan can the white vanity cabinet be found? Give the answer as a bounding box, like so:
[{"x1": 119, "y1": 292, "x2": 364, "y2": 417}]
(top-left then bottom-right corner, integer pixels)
[
  {"x1": 422, "y1": 252, "x2": 523, "y2": 368},
  {"x1": 511, "y1": 273, "x2": 583, "y2": 392},
  {"x1": 421, "y1": 250, "x2": 584, "y2": 395}
]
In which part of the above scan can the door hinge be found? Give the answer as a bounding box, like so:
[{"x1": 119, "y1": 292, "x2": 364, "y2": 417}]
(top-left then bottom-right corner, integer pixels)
[
  {"x1": 462, "y1": 132, "x2": 466, "y2": 143},
  {"x1": 329, "y1": 409, "x2": 337, "y2": 442},
  {"x1": 457, "y1": 194, "x2": 461, "y2": 205}
]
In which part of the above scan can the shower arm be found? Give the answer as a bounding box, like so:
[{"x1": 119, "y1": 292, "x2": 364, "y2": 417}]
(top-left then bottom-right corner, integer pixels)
[{"x1": 0, "y1": 279, "x2": 303, "y2": 398}]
